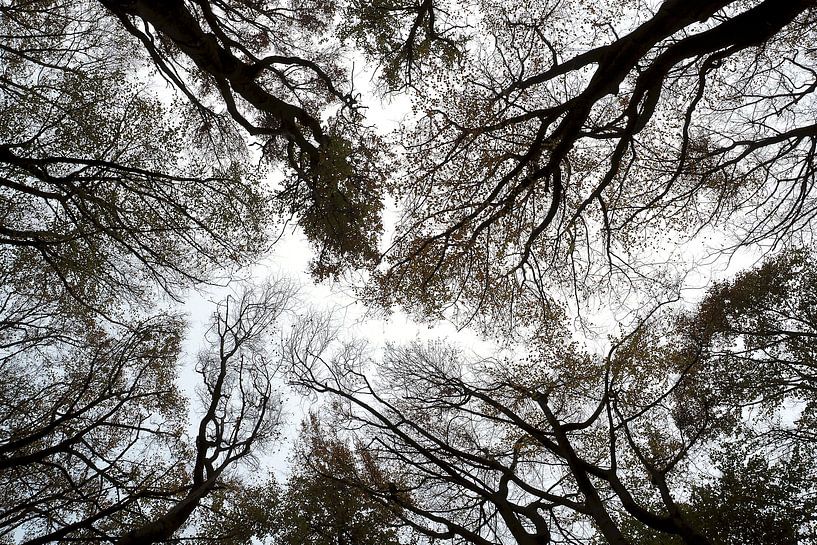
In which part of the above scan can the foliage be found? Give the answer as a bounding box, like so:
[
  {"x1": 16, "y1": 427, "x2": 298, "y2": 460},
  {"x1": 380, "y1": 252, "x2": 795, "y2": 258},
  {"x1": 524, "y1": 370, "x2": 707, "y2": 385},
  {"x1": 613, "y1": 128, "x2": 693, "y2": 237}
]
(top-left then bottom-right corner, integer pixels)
[
  {"x1": 0, "y1": 281, "x2": 293, "y2": 544},
  {"x1": 614, "y1": 443, "x2": 817, "y2": 545},
  {"x1": 194, "y1": 414, "x2": 409, "y2": 545},
  {"x1": 276, "y1": 415, "x2": 408, "y2": 545},
  {"x1": 97, "y1": 0, "x2": 387, "y2": 277},
  {"x1": 363, "y1": 0, "x2": 817, "y2": 332},
  {"x1": 289, "y1": 251, "x2": 817, "y2": 545},
  {"x1": 340, "y1": 0, "x2": 468, "y2": 90},
  {"x1": 195, "y1": 477, "x2": 281, "y2": 545},
  {"x1": 0, "y1": 1, "x2": 273, "y2": 315},
  {"x1": 5, "y1": 1, "x2": 817, "y2": 544}
]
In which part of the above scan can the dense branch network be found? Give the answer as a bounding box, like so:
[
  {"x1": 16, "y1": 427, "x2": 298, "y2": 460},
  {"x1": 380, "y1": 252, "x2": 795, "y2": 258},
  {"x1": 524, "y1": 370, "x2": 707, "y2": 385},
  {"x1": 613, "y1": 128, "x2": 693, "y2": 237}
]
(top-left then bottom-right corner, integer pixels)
[
  {"x1": 3, "y1": 1, "x2": 817, "y2": 544},
  {"x1": 289, "y1": 252, "x2": 817, "y2": 544},
  {"x1": 368, "y1": 0, "x2": 817, "y2": 330},
  {"x1": 0, "y1": 283, "x2": 292, "y2": 544},
  {"x1": 97, "y1": 0, "x2": 390, "y2": 278}
]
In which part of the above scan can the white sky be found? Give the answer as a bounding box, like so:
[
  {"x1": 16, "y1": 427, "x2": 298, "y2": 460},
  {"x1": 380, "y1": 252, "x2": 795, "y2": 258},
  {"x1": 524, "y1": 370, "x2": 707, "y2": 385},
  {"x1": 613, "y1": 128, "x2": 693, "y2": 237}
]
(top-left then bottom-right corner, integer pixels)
[{"x1": 168, "y1": 22, "x2": 786, "y2": 482}]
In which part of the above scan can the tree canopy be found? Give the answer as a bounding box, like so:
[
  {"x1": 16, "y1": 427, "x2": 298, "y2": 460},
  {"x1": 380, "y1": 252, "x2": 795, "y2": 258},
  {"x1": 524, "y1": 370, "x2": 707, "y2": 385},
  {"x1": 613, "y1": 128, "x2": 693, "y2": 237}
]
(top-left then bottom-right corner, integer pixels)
[
  {"x1": 288, "y1": 250, "x2": 817, "y2": 545},
  {"x1": 367, "y1": 0, "x2": 817, "y2": 331},
  {"x1": 2, "y1": 0, "x2": 817, "y2": 544}
]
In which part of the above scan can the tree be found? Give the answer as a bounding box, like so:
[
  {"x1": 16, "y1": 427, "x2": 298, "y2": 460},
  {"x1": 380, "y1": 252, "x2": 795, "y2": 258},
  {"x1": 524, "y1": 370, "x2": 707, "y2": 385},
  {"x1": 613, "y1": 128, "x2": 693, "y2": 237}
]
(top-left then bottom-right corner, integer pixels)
[
  {"x1": 275, "y1": 414, "x2": 408, "y2": 545},
  {"x1": 13, "y1": 0, "x2": 817, "y2": 326},
  {"x1": 1, "y1": 3, "x2": 386, "y2": 542},
  {"x1": 287, "y1": 251, "x2": 817, "y2": 545},
  {"x1": 191, "y1": 414, "x2": 409, "y2": 545},
  {"x1": 613, "y1": 443, "x2": 817, "y2": 545},
  {"x1": 0, "y1": 1, "x2": 274, "y2": 317},
  {"x1": 10, "y1": 0, "x2": 817, "y2": 321},
  {"x1": 1, "y1": 313, "x2": 186, "y2": 544},
  {"x1": 114, "y1": 283, "x2": 292, "y2": 545},
  {"x1": 0, "y1": 282, "x2": 293, "y2": 544},
  {"x1": 1, "y1": 7, "x2": 309, "y2": 540},
  {"x1": 1, "y1": 0, "x2": 388, "y2": 299},
  {"x1": 96, "y1": 0, "x2": 390, "y2": 278},
  {"x1": 351, "y1": 0, "x2": 817, "y2": 330},
  {"x1": 6, "y1": 1, "x2": 817, "y2": 544}
]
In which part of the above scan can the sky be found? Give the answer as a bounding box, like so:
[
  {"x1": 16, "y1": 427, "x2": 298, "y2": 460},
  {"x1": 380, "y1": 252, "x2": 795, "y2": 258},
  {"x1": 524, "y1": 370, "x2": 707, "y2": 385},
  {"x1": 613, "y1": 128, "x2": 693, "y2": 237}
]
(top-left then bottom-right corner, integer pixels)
[{"x1": 166, "y1": 14, "x2": 782, "y2": 482}]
